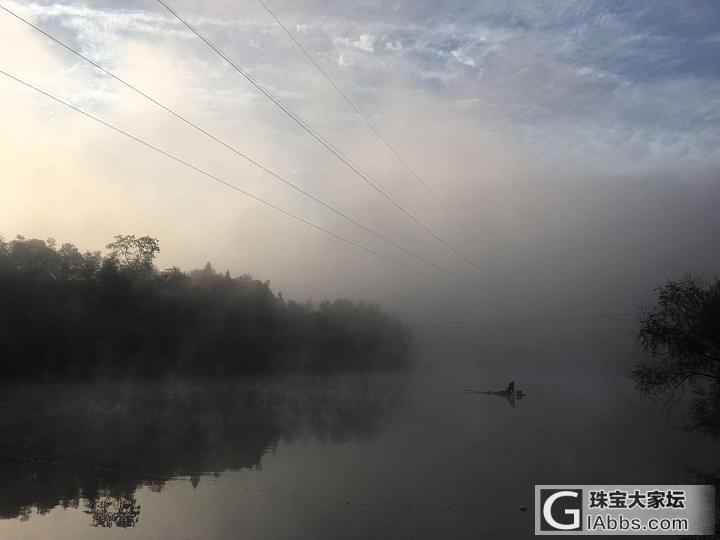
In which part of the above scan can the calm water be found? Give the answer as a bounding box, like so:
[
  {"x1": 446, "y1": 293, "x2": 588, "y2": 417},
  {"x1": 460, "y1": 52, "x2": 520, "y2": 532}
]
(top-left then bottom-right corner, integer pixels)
[{"x1": 1, "y1": 329, "x2": 718, "y2": 539}]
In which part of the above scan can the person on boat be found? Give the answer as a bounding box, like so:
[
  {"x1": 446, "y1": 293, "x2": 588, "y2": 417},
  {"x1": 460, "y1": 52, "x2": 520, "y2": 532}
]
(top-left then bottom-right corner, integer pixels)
[{"x1": 506, "y1": 381, "x2": 515, "y2": 395}]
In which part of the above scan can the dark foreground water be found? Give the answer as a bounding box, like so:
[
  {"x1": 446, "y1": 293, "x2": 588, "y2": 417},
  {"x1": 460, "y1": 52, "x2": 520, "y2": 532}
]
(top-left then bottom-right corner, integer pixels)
[{"x1": 1, "y1": 329, "x2": 718, "y2": 539}]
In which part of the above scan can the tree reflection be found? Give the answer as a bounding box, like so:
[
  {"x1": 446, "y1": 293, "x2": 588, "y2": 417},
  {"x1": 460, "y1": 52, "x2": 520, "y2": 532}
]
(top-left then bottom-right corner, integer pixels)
[
  {"x1": 85, "y1": 495, "x2": 140, "y2": 528},
  {"x1": 0, "y1": 377, "x2": 404, "y2": 527}
]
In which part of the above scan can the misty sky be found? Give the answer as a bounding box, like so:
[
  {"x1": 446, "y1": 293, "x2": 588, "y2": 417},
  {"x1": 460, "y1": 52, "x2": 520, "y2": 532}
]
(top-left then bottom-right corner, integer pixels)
[{"x1": 1, "y1": 0, "x2": 719, "y2": 323}]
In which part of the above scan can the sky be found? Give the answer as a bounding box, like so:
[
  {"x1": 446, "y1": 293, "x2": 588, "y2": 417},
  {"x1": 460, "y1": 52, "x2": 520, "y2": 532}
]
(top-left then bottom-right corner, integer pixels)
[{"x1": 1, "y1": 0, "x2": 719, "y2": 323}]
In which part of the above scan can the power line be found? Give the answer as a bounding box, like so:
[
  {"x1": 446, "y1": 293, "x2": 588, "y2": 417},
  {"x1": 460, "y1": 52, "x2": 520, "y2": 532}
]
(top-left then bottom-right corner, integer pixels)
[
  {"x1": 0, "y1": 68, "x2": 448, "y2": 284},
  {"x1": 154, "y1": 0, "x2": 495, "y2": 279},
  {"x1": 416, "y1": 312, "x2": 640, "y2": 330},
  {"x1": 0, "y1": 4, "x2": 471, "y2": 285},
  {"x1": 255, "y1": 0, "x2": 479, "y2": 238}
]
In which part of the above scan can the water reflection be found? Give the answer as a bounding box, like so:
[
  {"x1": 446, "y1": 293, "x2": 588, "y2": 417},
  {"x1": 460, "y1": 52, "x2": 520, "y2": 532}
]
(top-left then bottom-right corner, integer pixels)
[
  {"x1": 464, "y1": 389, "x2": 525, "y2": 408},
  {"x1": 85, "y1": 496, "x2": 140, "y2": 528},
  {"x1": 2, "y1": 363, "x2": 719, "y2": 539},
  {"x1": 0, "y1": 377, "x2": 404, "y2": 528}
]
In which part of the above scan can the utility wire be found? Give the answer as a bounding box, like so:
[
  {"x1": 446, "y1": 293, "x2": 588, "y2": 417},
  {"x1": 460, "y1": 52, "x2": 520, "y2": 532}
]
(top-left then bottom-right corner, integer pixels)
[
  {"x1": 416, "y1": 312, "x2": 640, "y2": 329},
  {"x1": 0, "y1": 4, "x2": 471, "y2": 285},
  {"x1": 154, "y1": 0, "x2": 495, "y2": 279},
  {"x1": 0, "y1": 69, "x2": 449, "y2": 284},
  {"x1": 255, "y1": 0, "x2": 478, "y2": 238}
]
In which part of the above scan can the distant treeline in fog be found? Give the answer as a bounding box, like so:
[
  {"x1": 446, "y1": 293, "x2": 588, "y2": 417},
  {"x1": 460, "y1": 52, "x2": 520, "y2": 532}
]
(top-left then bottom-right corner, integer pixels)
[{"x1": 0, "y1": 235, "x2": 410, "y2": 378}]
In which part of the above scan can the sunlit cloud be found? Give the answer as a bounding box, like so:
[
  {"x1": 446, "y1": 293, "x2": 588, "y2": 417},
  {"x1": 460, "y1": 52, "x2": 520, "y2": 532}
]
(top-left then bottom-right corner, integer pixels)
[{"x1": 1, "y1": 0, "x2": 719, "y2": 319}]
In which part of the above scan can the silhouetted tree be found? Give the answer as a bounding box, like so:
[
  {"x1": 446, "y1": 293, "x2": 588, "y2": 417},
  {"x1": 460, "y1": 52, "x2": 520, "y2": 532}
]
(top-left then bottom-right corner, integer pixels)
[
  {"x1": 0, "y1": 234, "x2": 410, "y2": 379},
  {"x1": 106, "y1": 235, "x2": 159, "y2": 273},
  {"x1": 632, "y1": 275, "x2": 720, "y2": 434}
]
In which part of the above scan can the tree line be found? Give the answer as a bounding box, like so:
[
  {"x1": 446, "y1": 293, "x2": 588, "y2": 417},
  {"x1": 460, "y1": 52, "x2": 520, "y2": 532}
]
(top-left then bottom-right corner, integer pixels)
[{"x1": 0, "y1": 235, "x2": 410, "y2": 379}]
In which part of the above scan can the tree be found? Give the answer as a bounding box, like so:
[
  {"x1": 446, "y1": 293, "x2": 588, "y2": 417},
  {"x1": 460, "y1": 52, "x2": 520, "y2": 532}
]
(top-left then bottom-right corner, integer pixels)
[
  {"x1": 105, "y1": 235, "x2": 159, "y2": 273},
  {"x1": 7, "y1": 236, "x2": 61, "y2": 279},
  {"x1": 0, "y1": 233, "x2": 409, "y2": 379},
  {"x1": 632, "y1": 275, "x2": 720, "y2": 434}
]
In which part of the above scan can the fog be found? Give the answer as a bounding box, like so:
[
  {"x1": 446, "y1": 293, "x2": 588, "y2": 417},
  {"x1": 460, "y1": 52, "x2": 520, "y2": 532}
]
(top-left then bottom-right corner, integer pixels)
[
  {"x1": 3, "y1": 3, "x2": 720, "y2": 538},
  {"x1": 1, "y1": 0, "x2": 718, "y2": 326}
]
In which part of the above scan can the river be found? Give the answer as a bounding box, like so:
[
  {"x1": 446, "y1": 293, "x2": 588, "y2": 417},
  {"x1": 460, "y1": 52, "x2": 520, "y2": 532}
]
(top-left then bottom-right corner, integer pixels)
[{"x1": 1, "y1": 326, "x2": 718, "y2": 539}]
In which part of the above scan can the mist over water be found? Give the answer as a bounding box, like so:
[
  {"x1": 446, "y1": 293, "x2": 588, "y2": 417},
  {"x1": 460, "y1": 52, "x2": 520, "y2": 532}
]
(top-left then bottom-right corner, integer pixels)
[
  {"x1": 1, "y1": 0, "x2": 720, "y2": 538},
  {"x1": 1, "y1": 325, "x2": 717, "y2": 539}
]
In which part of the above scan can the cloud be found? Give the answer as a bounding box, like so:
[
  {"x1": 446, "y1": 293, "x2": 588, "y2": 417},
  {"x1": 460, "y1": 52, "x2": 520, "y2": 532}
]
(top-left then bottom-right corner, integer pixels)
[
  {"x1": 337, "y1": 53, "x2": 351, "y2": 68},
  {"x1": 9, "y1": 0, "x2": 718, "y2": 170},
  {"x1": 1, "y1": 0, "x2": 720, "y2": 318},
  {"x1": 333, "y1": 32, "x2": 376, "y2": 53},
  {"x1": 351, "y1": 33, "x2": 375, "y2": 52},
  {"x1": 451, "y1": 48, "x2": 476, "y2": 67}
]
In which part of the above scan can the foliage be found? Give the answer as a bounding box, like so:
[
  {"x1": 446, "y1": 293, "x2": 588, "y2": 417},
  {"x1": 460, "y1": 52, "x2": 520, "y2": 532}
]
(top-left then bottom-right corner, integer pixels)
[
  {"x1": 0, "y1": 235, "x2": 410, "y2": 379},
  {"x1": 105, "y1": 234, "x2": 159, "y2": 274},
  {"x1": 632, "y1": 275, "x2": 720, "y2": 434}
]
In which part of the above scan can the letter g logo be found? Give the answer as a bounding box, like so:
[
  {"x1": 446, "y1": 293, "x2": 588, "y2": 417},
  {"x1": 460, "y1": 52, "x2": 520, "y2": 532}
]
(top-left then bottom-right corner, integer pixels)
[{"x1": 539, "y1": 489, "x2": 583, "y2": 531}]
